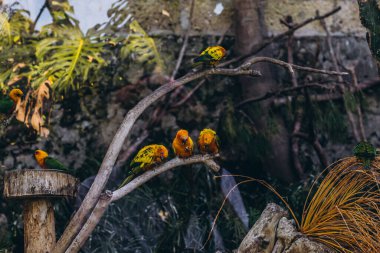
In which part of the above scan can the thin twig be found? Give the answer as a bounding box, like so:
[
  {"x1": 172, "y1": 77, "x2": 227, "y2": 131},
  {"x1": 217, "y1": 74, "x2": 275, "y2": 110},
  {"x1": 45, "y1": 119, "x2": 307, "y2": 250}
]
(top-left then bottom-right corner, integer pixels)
[
  {"x1": 347, "y1": 65, "x2": 366, "y2": 141},
  {"x1": 171, "y1": 0, "x2": 195, "y2": 80},
  {"x1": 219, "y1": 6, "x2": 342, "y2": 67},
  {"x1": 171, "y1": 80, "x2": 205, "y2": 107},
  {"x1": 65, "y1": 155, "x2": 219, "y2": 253},
  {"x1": 240, "y1": 56, "x2": 348, "y2": 76},
  {"x1": 31, "y1": 0, "x2": 47, "y2": 32},
  {"x1": 284, "y1": 22, "x2": 305, "y2": 179},
  {"x1": 115, "y1": 130, "x2": 149, "y2": 168},
  {"x1": 273, "y1": 78, "x2": 380, "y2": 105},
  {"x1": 236, "y1": 83, "x2": 337, "y2": 108},
  {"x1": 319, "y1": 10, "x2": 360, "y2": 141}
]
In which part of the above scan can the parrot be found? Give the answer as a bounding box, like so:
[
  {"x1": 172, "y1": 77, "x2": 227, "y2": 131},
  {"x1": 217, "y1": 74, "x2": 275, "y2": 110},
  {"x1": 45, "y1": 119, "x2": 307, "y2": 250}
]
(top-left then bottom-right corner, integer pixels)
[
  {"x1": 353, "y1": 141, "x2": 377, "y2": 169},
  {"x1": 172, "y1": 129, "x2": 194, "y2": 158},
  {"x1": 197, "y1": 128, "x2": 220, "y2": 155},
  {"x1": 0, "y1": 88, "x2": 23, "y2": 126},
  {"x1": 119, "y1": 144, "x2": 169, "y2": 188},
  {"x1": 192, "y1": 45, "x2": 226, "y2": 67},
  {"x1": 34, "y1": 149, "x2": 70, "y2": 172}
]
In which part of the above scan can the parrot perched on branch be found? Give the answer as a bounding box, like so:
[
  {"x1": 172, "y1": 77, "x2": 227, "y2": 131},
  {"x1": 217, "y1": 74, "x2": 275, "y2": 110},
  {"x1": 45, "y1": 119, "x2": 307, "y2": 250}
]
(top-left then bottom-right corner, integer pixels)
[
  {"x1": 197, "y1": 128, "x2": 220, "y2": 155},
  {"x1": 192, "y1": 45, "x2": 226, "y2": 67},
  {"x1": 353, "y1": 141, "x2": 377, "y2": 168},
  {"x1": 119, "y1": 144, "x2": 169, "y2": 188},
  {"x1": 34, "y1": 149, "x2": 70, "y2": 172},
  {"x1": 172, "y1": 129, "x2": 194, "y2": 158},
  {"x1": 0, "y1": 88, "x2": 23, "y2": 126}
]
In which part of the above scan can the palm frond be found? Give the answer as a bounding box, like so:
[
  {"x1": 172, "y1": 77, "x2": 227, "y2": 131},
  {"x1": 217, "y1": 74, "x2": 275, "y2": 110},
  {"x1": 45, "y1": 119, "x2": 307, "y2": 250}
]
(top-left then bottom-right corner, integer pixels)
[
  {"x1": 31, "y1": 28, "x2": 106, "y2": 93},
  {"x1": 120, "y1": 20, "x2": 164, "y2": 73},
  {"x1": 0, "y1": 9, "x2": 32, "y2": 47}
]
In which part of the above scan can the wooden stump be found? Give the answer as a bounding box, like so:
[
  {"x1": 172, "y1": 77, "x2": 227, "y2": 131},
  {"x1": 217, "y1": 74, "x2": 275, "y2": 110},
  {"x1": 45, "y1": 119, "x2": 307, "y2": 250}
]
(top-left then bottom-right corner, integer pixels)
[{"x1": 3, "y1": 169, "x2": 79, "y2": 253}]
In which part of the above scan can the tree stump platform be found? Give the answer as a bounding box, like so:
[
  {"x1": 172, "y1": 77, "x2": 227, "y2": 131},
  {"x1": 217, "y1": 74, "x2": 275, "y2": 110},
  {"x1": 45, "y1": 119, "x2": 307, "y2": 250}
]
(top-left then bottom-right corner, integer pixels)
[{"x1": 3, "y1": 169, "x2": 79, "y2": 253}]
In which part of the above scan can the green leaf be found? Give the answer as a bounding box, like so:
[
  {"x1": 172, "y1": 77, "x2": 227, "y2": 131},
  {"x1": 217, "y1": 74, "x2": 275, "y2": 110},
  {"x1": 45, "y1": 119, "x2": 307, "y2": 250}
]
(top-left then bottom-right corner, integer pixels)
[
  {"x1": 120, "y1": 20, "x2": 164, "y2": 73},
  {"x1": 31, "y1": 28, "x2": 106, "y2": 93}
]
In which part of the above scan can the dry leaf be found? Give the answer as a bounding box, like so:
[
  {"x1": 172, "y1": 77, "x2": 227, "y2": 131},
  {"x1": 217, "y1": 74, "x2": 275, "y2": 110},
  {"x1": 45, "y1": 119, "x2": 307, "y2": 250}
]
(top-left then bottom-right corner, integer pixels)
[
  {"x1": 162, "y1": 9, "x2": 170, "y2": 17},
  {"x1": 16, "y1": 81, "x2": 52, "y2": 137}
]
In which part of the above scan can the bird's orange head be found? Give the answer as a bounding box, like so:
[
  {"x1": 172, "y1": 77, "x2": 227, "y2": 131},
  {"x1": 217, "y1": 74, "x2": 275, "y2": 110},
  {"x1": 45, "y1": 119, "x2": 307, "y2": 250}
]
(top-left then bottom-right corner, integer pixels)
[
  {"x1": 176, "y1": 129, "x2": 189, "y2": 144},
  {"x1": 34, "y1": 149, "x2": 48, "y2": 166},
  {"x1": 9, "y1": 89, "x2": 24, "y2": 103},
  {"x1": 218, "y1": 46, "x2": 226, "y2": 56},
  {"x1": 200, "y1": 128, "x2": 216, "y2": 145},
  {"x1": 155, "y1": 145, "x2": 169, "y2": 161}
]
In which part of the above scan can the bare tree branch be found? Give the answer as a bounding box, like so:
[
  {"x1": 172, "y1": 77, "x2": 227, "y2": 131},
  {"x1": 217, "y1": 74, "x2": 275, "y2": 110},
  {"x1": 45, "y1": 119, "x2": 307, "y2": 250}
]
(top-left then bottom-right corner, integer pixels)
[
  {"x1": 319, "y1": 11, "x2": 360, "y2": 141},
  {"x1": 220, "y1": 6, "x2": 342, "y2": 67},
  {"x1": 171, "y1": 0, "x2": 195, "y2": 80},
  {"x1": 113, "y1": 154, "x2": 219, "y2": 201},
  {"x1": 240, "y1": 56, "x2": 348, "y2": 76},
  {"x1": 65, "y1": 155, "x2": 219, "y2": 253},
  {"x1": 236, "y1": 83, "x2": 337, "y2": 108},
  {"x1": 273, "y1": 79, "x2": 380, "y2": 105},
  {"x1": 54, "y1": 51, "x2": 346, "y2": 252},
  {"x1": 52, "y1": 64, "x2": 261, "y2": 253}
]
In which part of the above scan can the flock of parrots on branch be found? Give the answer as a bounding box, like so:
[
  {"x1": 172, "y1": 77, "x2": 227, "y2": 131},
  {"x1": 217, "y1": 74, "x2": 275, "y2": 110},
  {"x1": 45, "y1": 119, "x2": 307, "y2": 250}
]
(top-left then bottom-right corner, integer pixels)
[
  {"x1": 0, "y1": 45, "x2": 378, "y2": 185},
  {"x1": 0, "y1": 46, "x2": 226, "y2": 186}
]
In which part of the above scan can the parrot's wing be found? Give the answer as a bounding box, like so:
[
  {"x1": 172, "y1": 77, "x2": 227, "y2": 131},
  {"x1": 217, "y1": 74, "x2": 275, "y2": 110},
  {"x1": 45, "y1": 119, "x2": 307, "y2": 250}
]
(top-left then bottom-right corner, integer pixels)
[
  {"x1": 130, "y1": 146, "x2": 155, "y2": 167},
  {"x1": 215, "y1": 135, "x2": 221, "y2": 149},
  {"x1": 188, "y1": 137, "x2": 194, "y2": 152},
  {"x1": 193, "y1": 54, "x2": 214, "y2": 64},
  {"x1": 45, "y1": 157, "x2": 69, "y2": 171}
]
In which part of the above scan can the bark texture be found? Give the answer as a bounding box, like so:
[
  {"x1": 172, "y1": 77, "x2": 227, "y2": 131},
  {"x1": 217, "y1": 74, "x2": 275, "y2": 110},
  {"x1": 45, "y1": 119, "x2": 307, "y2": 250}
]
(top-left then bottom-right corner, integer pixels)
[
  {"x1": 237, "y1": 203, "x2": 334, "y2": 253},
  {"x1": 3, "y1": 169, "x2": 79, "y2": 198},
  {"x1": 234, "y1": 0, "x2": 295, "y2": 182},
  {"x1": 24, "y1": 199, "x2": 56, "y2": 253},
  {"x1": 3, "y1": 169, "x2": 79, "y2": 253}
]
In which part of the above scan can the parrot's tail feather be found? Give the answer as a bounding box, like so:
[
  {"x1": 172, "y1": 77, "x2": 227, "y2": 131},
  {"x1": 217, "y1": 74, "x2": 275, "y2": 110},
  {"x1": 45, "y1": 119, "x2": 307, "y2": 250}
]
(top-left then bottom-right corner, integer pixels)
[{"x1": 118, "y1": 174, "x2": 135, "y2": 189}]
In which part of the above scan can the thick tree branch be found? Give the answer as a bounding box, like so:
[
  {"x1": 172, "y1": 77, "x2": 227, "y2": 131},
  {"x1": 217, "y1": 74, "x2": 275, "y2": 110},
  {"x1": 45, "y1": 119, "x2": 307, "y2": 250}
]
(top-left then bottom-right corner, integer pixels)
[
  {"x1": 65, "y1": 155, "x2": 219, "y2": 253},
  {"x1": 112, "y1": 154, "x2": 219, "y2": 201},
  {"x1": 53, "y1": 65, "x2": 260, "y2": 253}
]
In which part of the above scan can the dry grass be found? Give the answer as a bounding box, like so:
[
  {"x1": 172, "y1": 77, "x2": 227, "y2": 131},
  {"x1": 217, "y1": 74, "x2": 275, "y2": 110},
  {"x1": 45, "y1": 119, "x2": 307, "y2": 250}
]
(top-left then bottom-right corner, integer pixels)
[
  {"x1": 210, "y1": 156, "x2": 380, "y2": 252},
  {"x1": 300, "y1": 156, "x2": 380, "y2": 252}
]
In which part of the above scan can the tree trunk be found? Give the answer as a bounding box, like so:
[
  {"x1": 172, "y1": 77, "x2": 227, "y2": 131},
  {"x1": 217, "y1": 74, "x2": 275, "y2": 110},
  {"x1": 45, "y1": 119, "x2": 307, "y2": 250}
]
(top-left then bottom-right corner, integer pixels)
[
  {"x1": 24, "y1": 199, "x2": 56, "y2": 253},
  {"x1": 234, "y1": 0, "x2": 295, "y2": 182}
]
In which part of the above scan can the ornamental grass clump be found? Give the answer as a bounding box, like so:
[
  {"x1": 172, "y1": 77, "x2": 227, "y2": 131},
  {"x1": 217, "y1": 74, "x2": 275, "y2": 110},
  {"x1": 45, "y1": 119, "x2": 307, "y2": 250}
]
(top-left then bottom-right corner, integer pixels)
[{"x1": 300, "y1": 155, "x2": 380, "y2": 252}]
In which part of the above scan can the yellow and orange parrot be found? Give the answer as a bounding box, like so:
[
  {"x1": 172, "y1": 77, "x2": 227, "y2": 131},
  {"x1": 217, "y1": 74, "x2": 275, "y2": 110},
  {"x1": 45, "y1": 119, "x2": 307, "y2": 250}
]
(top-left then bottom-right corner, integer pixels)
[
  {"x1": 192, "y1": 45, "x2": 226, "y2": 67},
  {"x1": 119, "y1": 144, "x2": 169, "y2": 188},
  {"x1": 172, "y1": 129, "x2": 194, "y2": 158},
  {"x1": 0, "y1": 88, "x2": 23, "y2": 126},
  {"x1": 197, "y1": 128, "x2": 220, "y2": 155},
  {"x1": 34, "y1": 149, "x2": 70, "y2": 172}
]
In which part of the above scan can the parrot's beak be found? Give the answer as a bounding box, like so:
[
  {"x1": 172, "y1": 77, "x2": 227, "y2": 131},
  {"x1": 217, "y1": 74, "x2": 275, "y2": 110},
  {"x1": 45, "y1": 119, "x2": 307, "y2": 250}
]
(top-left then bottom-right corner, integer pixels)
[{"x1": 181, "y1": 136, "x2": 188, "y2": 144}]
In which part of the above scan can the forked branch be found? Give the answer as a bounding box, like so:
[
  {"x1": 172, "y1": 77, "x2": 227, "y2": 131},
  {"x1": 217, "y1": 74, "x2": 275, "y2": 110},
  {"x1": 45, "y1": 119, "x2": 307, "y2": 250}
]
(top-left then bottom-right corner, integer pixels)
[{"x1": 66, "y1": 155, "x2": 219, "y2": 253}]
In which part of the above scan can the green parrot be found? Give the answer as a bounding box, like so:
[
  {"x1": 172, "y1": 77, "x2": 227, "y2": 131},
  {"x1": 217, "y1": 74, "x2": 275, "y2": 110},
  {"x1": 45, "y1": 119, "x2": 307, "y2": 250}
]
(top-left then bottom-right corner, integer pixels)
[
  {"x1": 34, "y1": 149, "x2": 70, "y2": 172},
  {"x1": 0, "y1": 88, "x2": 23, "y2": 126},
  {"x1": 353, "y1": 141, "x2": 377, "y2": 169}
]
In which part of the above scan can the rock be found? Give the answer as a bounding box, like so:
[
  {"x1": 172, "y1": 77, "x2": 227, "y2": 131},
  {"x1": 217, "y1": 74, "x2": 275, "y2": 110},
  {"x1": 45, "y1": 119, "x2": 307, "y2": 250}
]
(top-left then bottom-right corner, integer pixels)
[
  {"x1": 237, "y1": 203, "x2": 288, "y2": 253},
  {"x1": 237, "y1": 203, "x2": 335, "y2": 253}
]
